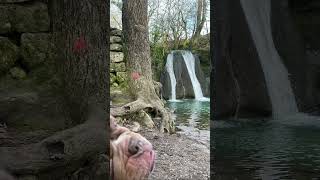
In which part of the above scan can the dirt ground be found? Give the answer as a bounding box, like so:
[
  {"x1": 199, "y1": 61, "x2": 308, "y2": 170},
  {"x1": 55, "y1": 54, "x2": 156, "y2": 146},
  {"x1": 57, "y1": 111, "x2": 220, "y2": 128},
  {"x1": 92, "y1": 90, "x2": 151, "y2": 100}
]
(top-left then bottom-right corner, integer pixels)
[{"x1": 140, "y1": 129, "x2": 210, "y2": 180}]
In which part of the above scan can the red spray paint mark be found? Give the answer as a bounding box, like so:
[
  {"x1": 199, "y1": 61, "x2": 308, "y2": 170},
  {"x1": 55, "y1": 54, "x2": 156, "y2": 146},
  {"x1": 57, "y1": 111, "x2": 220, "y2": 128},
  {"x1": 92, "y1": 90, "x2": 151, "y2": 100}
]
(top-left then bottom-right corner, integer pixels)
[
  {"x1": 73, "y1": 36, "x2": 87, "y2": 54},
  {"x1": 131, "y1": 72, "x2": 140, "y2": 80}
]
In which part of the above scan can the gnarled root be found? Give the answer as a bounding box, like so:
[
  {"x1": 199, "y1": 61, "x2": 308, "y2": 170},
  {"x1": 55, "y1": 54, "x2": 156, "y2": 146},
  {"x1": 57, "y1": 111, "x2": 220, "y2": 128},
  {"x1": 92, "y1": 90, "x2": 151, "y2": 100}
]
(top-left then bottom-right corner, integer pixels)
[{"x1": 111, "y1": 98, "x2": 175, "y2": 133}]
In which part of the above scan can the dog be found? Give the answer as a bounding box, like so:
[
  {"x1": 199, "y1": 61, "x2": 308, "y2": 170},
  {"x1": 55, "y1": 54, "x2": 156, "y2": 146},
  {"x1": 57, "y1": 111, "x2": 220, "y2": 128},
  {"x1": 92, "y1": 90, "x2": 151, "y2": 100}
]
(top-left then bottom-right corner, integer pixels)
[{"x1": 110, "y1": 115, "x2": 155, "y2": 180}]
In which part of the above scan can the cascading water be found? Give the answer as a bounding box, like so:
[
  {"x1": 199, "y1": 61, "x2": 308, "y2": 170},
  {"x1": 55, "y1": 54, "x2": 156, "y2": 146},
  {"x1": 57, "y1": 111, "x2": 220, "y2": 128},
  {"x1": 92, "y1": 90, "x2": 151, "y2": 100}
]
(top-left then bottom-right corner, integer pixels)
[
  {"x1": 164, "y1": 50, "x2": 209, "y2": 101},
  {"x1": 165, "y1": 53, "x2": 177, "y2": 101},
  {"x1": 181, "y1": 51, "x2": 208, "y2": 101},
  {"x1": 240, "y1": 0, "x2": 298, "y2": 118}
]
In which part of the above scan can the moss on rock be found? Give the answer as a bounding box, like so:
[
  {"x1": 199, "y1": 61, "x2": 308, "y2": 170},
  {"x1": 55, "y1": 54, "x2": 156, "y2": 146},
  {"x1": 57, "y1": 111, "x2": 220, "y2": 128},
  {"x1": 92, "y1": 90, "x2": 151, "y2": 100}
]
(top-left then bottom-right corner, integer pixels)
[
  {"x1": 0, "y1": 37, "x2": 18, "y2": 74},
  {"x1": 10, "y1": 66, "x2": 27, "y2": 79},
  {"x1": 110, "y1": 62, "x2": 126, "y2": 72}
]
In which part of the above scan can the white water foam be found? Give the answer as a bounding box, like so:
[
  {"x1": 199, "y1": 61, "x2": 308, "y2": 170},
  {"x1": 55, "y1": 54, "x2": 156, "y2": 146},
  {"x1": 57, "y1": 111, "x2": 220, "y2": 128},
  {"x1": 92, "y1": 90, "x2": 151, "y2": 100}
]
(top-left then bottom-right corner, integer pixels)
[
  {"x1": 165, "y1": 53, "x2": 177, "y2": 101},
  {"x1": 181, "y1": 51, "x2": 210, "y2": 101}
]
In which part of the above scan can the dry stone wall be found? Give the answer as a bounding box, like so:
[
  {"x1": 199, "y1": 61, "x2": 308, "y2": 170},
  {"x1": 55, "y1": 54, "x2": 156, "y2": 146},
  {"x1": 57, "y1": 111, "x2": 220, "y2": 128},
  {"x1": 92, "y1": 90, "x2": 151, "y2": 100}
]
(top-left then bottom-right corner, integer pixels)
[
  {"x1": 0, "y1": 0, "x2": 51, "y2": 80},
  {"x1": 110, "y1": 28, "x2": 128, "y2": 89}
]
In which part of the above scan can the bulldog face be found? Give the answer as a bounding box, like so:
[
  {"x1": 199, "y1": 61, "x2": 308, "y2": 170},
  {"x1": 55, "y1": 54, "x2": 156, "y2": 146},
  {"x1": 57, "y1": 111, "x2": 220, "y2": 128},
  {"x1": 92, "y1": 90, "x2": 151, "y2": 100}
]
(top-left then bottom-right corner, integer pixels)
[{"x1": 110, "y1": 116, "x2": 155, "y2": 180}]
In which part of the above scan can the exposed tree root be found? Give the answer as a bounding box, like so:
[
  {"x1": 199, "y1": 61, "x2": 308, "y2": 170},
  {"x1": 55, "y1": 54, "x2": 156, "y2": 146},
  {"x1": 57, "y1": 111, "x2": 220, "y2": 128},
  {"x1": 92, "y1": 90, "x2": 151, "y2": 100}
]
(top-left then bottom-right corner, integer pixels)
[{"x1": 111, "y1": 98, "x2": 175, "y2": 133}]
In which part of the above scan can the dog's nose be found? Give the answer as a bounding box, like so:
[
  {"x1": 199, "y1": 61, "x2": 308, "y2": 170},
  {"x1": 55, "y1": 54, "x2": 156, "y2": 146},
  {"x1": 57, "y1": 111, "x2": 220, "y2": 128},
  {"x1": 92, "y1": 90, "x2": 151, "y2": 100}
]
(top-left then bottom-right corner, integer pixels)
[{"x1": 128, "y1": 139, "x2": 143, "y2": 155}]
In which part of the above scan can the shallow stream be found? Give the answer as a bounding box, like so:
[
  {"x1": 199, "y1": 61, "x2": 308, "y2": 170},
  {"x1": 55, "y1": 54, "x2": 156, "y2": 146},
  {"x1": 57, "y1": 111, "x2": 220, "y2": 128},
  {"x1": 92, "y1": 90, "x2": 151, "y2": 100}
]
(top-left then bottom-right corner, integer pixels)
[{"x1": 166, "y1": 99, "x2": 210, "y2": 145}]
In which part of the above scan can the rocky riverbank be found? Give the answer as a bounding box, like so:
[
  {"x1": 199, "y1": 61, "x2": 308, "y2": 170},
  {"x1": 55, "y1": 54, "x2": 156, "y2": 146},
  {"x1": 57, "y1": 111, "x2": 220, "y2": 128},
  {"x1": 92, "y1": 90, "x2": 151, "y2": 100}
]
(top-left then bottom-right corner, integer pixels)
[{"x1": 141, "y1": 128, "x2": 210, "y2": 180}]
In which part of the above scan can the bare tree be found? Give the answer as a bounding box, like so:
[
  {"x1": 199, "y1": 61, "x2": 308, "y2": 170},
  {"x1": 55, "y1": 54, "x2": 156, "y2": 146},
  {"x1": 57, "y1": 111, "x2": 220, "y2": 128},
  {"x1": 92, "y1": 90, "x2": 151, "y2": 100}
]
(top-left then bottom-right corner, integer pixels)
[{"x1": 191, "y1": 0, "x2": 208, "y2": 43}]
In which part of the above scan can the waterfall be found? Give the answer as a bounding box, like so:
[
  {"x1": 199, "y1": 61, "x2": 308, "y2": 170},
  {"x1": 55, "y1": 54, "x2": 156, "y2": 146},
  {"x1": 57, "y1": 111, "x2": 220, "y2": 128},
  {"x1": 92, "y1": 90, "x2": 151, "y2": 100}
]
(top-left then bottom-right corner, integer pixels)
[
  {"x1": 240, "y1": 0, "x2": 298, "y2": 118},
  {"x1": 181, "y1": 51, "x2": 206, "y2": 100},
  {"x1": 164, "y1": 50, "x2": 209, "y2": 101},
  {"x1": 165, "y1": 53, "x2": 177, "y2": 100}
]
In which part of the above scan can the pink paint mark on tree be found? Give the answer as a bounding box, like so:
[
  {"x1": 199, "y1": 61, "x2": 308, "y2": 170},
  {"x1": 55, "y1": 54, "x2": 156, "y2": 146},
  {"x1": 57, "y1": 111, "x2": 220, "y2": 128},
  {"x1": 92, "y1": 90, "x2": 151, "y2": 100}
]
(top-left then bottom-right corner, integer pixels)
[
  {"x1": 73, "y1": 36, "x2": 87, "y2": 54},
  {"x1": 131, "y1": 72, "x2": 140, "y2": 80}
]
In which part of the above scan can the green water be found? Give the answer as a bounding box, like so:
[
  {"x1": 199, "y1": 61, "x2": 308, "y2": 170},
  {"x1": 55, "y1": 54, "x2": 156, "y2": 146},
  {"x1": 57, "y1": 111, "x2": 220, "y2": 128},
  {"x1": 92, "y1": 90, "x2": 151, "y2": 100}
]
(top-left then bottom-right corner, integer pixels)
[
  {"x1": 166, "y1": 99, "x2": 210, "y2": 144},
  {"x1": 212, "y1": 116, "x2": 320, "y2": 179}
]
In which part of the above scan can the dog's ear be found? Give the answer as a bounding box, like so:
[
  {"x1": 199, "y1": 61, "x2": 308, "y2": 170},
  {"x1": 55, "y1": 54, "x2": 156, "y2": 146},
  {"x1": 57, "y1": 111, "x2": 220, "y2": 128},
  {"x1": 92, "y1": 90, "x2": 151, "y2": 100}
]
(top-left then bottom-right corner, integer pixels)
[{"x1": 110, "y1": 115, "x2": 129, "y2": 140}]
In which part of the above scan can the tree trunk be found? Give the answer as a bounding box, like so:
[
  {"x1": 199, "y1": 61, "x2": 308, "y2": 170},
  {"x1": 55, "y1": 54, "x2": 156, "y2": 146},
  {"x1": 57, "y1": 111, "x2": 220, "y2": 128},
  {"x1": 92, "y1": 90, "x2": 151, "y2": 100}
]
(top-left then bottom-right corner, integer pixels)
[
  {"x1": 50, "y1": 0, "x2": 109, "y2": 125},
  {"x1": 192, "y1": 0, "x2": 207, "y2": 44},
  {"x1": 0, "y1": 1, "x2": 110, "y2": 179},
  {"x1": 112, "y1": 0, "x2": 174, "y2": 133}
]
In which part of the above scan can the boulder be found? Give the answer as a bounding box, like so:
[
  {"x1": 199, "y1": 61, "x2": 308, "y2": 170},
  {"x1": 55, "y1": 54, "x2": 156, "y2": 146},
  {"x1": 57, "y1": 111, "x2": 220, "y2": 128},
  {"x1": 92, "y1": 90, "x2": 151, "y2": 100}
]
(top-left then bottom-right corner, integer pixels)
[
  {"x1": 0, "y1": 37, "x2": 18, "y2": 74},
  {"x1": 110, "y1": 51, "x2": 124, "y2": 63},
  {"x1": 20, "y1": 33, "x2": 51, "y2": 69}
]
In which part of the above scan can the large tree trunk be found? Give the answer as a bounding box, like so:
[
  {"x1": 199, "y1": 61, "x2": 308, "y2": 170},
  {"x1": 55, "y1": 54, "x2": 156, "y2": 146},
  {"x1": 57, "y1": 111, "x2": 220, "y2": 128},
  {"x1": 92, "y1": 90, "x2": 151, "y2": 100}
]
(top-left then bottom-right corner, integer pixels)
[
  {"x1": 1, "y1": 0, "x2": 110, "y2": 179},
  {"x1": 111, "y1": 0, "x2": 174, "y2": 133},
  {"x1": 50, "y1": 0, "x2": 109, "y2": 125}
]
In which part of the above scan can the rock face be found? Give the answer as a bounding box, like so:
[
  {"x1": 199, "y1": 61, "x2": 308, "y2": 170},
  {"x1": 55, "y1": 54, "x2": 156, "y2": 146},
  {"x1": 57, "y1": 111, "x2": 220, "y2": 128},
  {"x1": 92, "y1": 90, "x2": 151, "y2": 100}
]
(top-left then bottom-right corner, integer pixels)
[
  {"x1": 214, "y1": 0, "x2": 272, "y2": 118},
  {"x1": 160, "y1": 51, "x2": 209, "y2": 99},
  {"x1": 20, "y1": 33, "x2": 51, "y2": 69},
  {"x1": 0, "y1": 1, "x2": 59, "y2": 132},
  {"x1": 0, "y1": 2, "x2": 49, "y2": 33},
  {"x1": 0, "y1": 37, "x2": 18, "y2": 74},
  {"x1": 0, "y1": 6, "x2": 11, "y2": 34}
]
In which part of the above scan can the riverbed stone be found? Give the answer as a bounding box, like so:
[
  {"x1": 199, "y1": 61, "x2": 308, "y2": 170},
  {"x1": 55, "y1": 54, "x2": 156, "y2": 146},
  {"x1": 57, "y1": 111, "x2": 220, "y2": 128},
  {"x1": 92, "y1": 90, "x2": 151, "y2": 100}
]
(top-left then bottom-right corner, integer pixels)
[
  {"x1": 110, "y1": 43, "x2": 122, "y2": 51},
  {"x1": 11, "y1": 2, "x2": 49, "y2": 32},
  {"x1": 0, "y1": 37, "x2": 18, "y2": 74},
  {"x1": 110, "y1": 36, "x2": 122, "y2": 43},
  {"x1": 20, "y1": 33, "x2": 51, "y2": 69},
  {"x1": 110, "y1": 51, "x2": 124, "y2": 63}
]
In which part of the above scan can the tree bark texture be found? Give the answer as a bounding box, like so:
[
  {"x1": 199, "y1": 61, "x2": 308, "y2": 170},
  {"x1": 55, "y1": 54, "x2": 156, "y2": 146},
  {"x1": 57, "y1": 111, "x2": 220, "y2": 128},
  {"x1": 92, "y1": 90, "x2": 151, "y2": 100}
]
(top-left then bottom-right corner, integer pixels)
[{"x1": 50, "y1": 0, "x2": 109, "y2": 125}]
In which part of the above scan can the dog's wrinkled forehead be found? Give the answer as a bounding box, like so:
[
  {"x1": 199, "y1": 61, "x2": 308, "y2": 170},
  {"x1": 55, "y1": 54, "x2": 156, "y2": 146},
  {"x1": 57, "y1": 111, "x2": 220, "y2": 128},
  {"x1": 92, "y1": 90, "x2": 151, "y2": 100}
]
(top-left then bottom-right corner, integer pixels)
[{"x1": 110, "y1": 115, "x2": 150, "y2": 145}]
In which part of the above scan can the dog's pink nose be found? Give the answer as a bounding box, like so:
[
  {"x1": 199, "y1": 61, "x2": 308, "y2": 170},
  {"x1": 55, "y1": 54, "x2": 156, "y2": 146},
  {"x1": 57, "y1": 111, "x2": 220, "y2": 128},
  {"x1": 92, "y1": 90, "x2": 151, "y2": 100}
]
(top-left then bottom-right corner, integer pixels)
[
  {"x1": 128, "y1": 138, "x2": 153, "y2": 156},
  {"x1": 128, "y1": 138, "x2": 143, "y2": 155}
]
